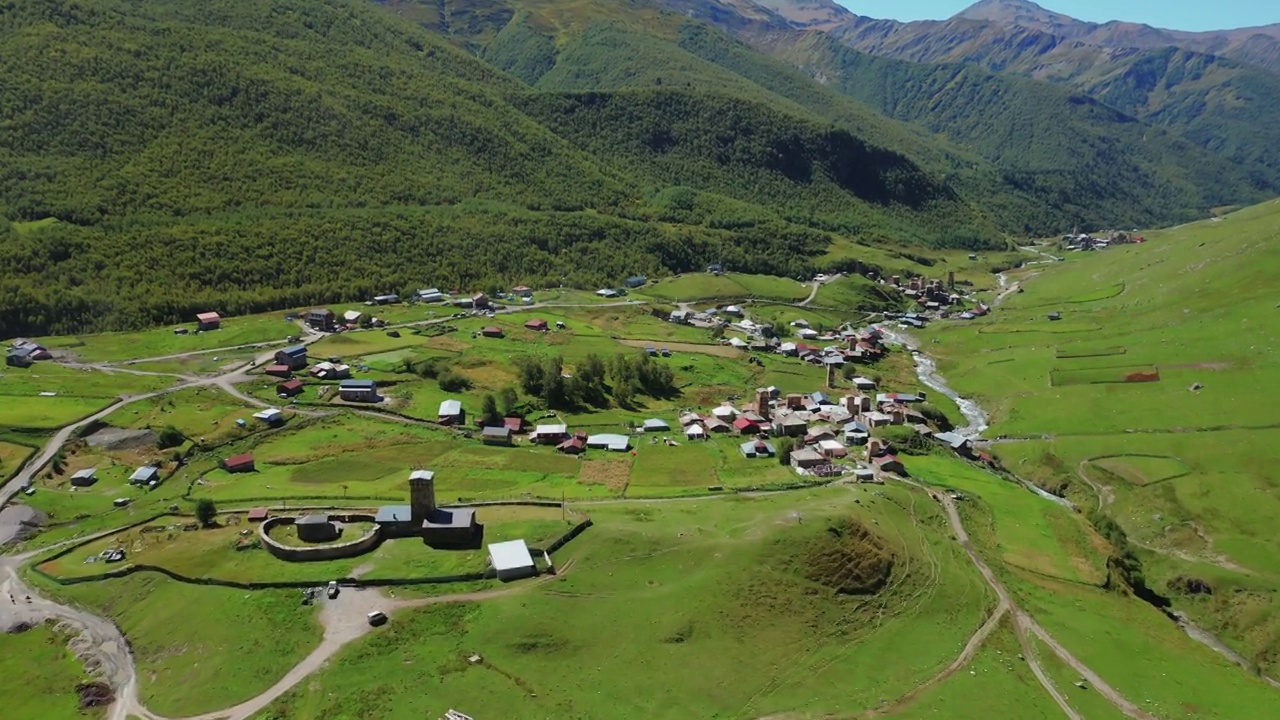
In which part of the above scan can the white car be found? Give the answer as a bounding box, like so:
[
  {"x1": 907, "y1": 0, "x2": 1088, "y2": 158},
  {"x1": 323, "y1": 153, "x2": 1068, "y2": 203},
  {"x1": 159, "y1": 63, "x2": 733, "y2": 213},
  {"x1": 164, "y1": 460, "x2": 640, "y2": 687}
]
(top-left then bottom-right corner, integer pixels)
[
  {"x1": 326, "y1": 581, "x2": 339, "y2": 599},
  {"x1": 367, "y1": 610, "x2": 387, "y2": 627}
]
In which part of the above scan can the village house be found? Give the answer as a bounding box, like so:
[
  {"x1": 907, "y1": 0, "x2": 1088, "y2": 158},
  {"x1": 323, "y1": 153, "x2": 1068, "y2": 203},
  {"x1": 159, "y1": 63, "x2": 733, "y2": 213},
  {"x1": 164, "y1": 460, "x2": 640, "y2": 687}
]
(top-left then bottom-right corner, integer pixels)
[
  {"x1": 129, "y1": 466, "x2": 160, "y2": 487},
  {"x1": 472, "y1": 292, "x2": 490, "y2": 308},
  {"x1": 338, "y1": 379, "x2": 378, "y2": 402},
  {"x1": 253, "y1": 408, "x2": 284, "y2": 425},
  {"x1": 489, "y1": 539, "x2": 537, "y2": 582},
  {"x1": 711, "y1": 405, "x2": 738, "y2": 421},
  {"x1": 247, "y1": 508, "x2": 270, "y2": 523},
  {"x1": 732, "y1": 417, "x2": 760, "y2": 435},
  {"x1": 274, "y1": 345, "x2": 308, "y2": 370},
  {"x1": 530, "y1": 424, "x2": 569, "y2": 445},
  {"x1": 481, "y1": 426, "x2": 513, "y2": 446},
  {"x1": 739, "y1": 440, "x2": 776, "y2": 459},
  {"x1": 641, "y1": 418, "x2": 671, "y2": 432},
  {"x1": 773, "y1": 413, "x2": 808, "y2": 437},
  {"x1": 438, "y1": 399, "x2": 465, "y2": 425},
  {"x1": 933, "y1": 431, "x2": 974, "y2": 457},
  {"x1": 669, "y1": 309, "x2": 691, "y2": 324},
  {"x1": 623, "y1": 275, "x2": 648, "y2": 289},
  {"x1": 843, "y1": 421, "x2": 870, "y2": 445},
  {"x1": 276, "y1": 378, "x2": 305, "y2": 398},
  {"x1": 480, "y1": 326, "x2": 504, "y2": 339},
  {"x1": 309, "y1": 361, "x2": 351, "y2": 380},
  {"x1": 69, "y1": 468, "x2": 98, "y2": 487},
  {"x1": 372, "y1": 294, "x2": 400, "y2": 305},
  {"x1": 524, "y1": 318, "x2": 549, "y2": 332},
  {"x1": 305, "y1": 308, "x2": 335, "y2": 331},
  {"x1": 417, "y1": 288, "x2": 445, "y2": 303},
  {"x1": 595, "y1": 288, "x2": 620, "y2": 298},
  {"x1": 196, "y1": 312, "x2": 221, "y2": 331},
  {"x1": 862, "y1": 410, "x2": 892, "y2": 427},
  {"x1": 852, "y1": 376, "x2": 877, "y2": 391},
  {"x1": 295, "y1": 514, "x2": 340, "y2": 543},
  {"x1": 223, "y1": 454, "x2": 256, "y2": 473},
  {"x1": 5, "y1": 347, "x2": 34, "y2": 368},
  {"x1": 817, "y1": 439, "x2": 848, "y2": 459},
  {"x1": 587, "y1": 433, "x2": 631, "y2": 452},
  {"x1": 343, "y1": 309, "x2": 365, "y2": 326},
  {"x1": 503, "y1": 417, "x2": 524, "y2": 435},
  {"x1": 790, "y1": 447, "x2": 825, "y2": 470},
  {"x1": 556, "y1": 436, "x2": 586, "y2": 454},
  {"x1": 264, "y1": 364, "x2": 292, "y2": 379},
  {"x1": 703, "y1": 416, "x2": 731, "y2": 433},
  {"x1": 872, "y1": 454, "x2": 906, "y2": 476},
  {"x1": 678, "y1": 412, "x2": 703, "y2": 428},
  {"x1": 685, "y1": 424, "x2": 707, "y2": 441},
  {"x1": 511, "y1": 285, "x2": 534, "y2": 298}
]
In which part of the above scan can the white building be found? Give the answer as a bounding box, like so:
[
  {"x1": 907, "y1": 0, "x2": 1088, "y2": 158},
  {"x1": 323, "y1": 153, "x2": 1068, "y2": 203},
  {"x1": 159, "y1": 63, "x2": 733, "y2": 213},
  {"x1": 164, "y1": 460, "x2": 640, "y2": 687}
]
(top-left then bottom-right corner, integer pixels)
[{"x1": 488, "y1": 540, "x2": 536, "y2": 582}]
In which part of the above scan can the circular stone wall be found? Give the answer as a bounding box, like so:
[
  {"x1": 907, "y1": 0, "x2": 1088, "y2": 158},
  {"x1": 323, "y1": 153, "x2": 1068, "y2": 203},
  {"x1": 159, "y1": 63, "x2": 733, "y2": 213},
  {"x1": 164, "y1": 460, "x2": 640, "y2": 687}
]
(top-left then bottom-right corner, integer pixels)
[{"x1": 259, "y1": 514, "x2": 382, "y2": 562}]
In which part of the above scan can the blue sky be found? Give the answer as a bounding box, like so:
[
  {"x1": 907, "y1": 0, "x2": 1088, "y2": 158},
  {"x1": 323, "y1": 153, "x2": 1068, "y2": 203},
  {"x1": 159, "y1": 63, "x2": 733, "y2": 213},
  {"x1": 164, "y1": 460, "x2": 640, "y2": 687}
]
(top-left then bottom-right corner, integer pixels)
[{"x1": 834, "y1": 1, "x2": 1280, "y2": 32}]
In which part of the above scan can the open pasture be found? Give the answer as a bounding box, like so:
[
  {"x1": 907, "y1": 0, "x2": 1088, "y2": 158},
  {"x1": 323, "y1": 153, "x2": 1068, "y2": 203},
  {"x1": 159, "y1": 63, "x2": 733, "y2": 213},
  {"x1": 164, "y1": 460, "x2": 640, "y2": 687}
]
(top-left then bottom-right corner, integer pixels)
[
  {"x1": 35, "y1": 312, "x2": 299, "y2": 363},
  {"x1": 256, "y1": 487, "x2": 995, "y2": 720},
  {"x1": 639, "y1": 273, "x2": 809, "y2": 303},
  {"x1": 0, "y1": 622, "x2": 102, "y2": 720}
]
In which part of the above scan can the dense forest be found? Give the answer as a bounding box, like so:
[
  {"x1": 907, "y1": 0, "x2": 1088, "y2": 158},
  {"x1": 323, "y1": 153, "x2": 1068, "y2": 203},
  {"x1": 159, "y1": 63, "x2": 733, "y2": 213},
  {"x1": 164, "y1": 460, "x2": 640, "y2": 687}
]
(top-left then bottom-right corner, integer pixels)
[{"x1": 0, "y1": 0, "x2": 1269, "y2": 337}]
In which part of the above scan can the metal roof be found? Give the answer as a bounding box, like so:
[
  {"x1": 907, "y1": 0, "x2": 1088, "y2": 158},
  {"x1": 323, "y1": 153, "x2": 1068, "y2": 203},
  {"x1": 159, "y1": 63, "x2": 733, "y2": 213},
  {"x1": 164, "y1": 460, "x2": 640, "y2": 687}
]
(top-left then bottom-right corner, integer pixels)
[
  {"x1": 439, "y1": 399, "x2": 462, "y2": 415},
  {"x1": 340, "y1": 379, "x2": 377, "y2": 389},
  {"x1": 409, "y1": 470, "x2": 435, "y2": 481},
  {"x1": 488, "y1": 539, "x2": 535, "y2": 572},
  {"x1": 376, "y1": 505, "x2": 413, "y2": 524},
  {"x1": 130, "y1": 466, "x2": 159, "y2": 482}
]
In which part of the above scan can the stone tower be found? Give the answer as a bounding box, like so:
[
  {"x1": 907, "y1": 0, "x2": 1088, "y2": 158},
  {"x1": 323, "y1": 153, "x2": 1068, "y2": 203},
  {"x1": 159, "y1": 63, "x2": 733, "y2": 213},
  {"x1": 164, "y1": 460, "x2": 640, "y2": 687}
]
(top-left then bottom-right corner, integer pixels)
[
  {"x1": 755, "y1": 388, "x2": 771, "y2": 419},
  {"x1": 409, "y1": 469, "x2": 437, "y2": 521}
]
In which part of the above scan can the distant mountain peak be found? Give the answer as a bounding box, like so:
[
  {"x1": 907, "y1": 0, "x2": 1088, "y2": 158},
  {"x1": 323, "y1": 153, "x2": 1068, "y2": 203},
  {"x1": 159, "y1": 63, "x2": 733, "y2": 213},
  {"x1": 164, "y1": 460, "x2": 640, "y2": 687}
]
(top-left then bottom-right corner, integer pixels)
[
  {"x1": 953, "y1": 0, "x2": 1083, "y2": 29},
  {"x1": 748, "y1": 0, "x2": 852, "y2": 29}
]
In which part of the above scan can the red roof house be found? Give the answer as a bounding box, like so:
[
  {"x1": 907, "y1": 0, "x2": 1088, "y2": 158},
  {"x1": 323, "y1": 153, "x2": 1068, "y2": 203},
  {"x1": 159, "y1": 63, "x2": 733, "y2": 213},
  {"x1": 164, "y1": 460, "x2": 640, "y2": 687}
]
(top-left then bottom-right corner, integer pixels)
[
  {"x1": 503, "y1": 416, "x2": 525, "y2": 433},
  {"x1": 481, "y1": 327, "x2": 504, "y2": 338},
  {"x1": 196, "y1": 311, "x2": 221, "y2": 330},
  {"x1": 264, "y1": 364, "x2": 293, "y2": 378},
  {"x1": 276, "y1": 379, "x2": 304, "y2": 397},
  {"x1": 732, "y1": 417, "x2": 759, "y2": 434},
  {"x1": 247, "y1": 507, "x2": 269, "y2": 522},
  {"x1": 524, "y1": 319, "x2": 549, "y2": 332},
  {"x1": 556, "y1": 437, "x2": 586, "y2": 454},
  {"x1": 223, "y1": 454, "x2": 256, "y2": 473}
]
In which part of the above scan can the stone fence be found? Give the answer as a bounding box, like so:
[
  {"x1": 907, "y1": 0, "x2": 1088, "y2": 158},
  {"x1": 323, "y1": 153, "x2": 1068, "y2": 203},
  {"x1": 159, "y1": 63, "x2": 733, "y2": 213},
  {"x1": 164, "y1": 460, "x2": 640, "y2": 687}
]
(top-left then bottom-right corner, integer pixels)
[{"x1": 258, "y1": 513, "x2": 383, "y2": 562}]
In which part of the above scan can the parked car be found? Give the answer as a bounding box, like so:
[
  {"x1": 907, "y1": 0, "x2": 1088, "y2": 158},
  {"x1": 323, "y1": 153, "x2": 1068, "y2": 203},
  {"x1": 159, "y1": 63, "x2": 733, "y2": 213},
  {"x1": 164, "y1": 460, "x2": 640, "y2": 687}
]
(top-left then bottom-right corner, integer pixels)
[
  {"x1": 367, "y1": 610, "x2": 387, "y2": 627},
  {"x1": 326, "y1": 581, "x2": 339, "y2": 599}
]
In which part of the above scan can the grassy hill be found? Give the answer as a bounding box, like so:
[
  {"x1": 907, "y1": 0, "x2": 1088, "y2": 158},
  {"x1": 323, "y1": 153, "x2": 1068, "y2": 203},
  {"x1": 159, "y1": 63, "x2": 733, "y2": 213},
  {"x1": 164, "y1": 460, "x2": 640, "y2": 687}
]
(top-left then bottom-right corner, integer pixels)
[{"x1": 924, "y1": 197, "x2": 1280, "y2": 679}]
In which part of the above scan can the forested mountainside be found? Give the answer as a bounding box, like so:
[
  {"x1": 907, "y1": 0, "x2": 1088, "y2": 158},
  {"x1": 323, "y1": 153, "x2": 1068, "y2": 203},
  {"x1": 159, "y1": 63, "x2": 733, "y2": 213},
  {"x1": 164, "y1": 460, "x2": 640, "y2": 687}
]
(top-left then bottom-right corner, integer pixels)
[
  {"x1": 0, "y1": 0, "x2": 1270, "y2": 337},
  {"x1": 719, "y1": 0, "x2": 1280, "y2": 193}
]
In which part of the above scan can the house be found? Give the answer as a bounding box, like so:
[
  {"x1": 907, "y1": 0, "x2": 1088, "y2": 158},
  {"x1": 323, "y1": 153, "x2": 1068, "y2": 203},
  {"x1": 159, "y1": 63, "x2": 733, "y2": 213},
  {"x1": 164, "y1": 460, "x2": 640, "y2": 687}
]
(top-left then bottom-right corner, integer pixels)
[
  {"x1": 489, "y1": 539, "x2": 537, "y2": 582},
  {"x1": 623, "y1": 275, "x2": 648, "y2": 288},
  {"x1": 703, "y1": 417, "x2": 730, "y2": 433},
  {"x1": 129, "y1": 466, "x2": 161, "y2": 486},
  {"x1": 247, "y1": 507, "x2": 269, "y2": 522},
  {"x1": 817, "y1": 439, "x2": 848, "y2": 459},
  {"x1": 723, "y1": 305, "x2": 743, "y2": 316},
  {"x1": 5, "y1": 347, "x2": 34, "y2": 368},
  {"x1": 595, "y1": 288, "x2": 620, "y2": 298},
  {"x1": 854, "y1": 467, "x2": 879, "y2": 483},
  {"x1": 472, "y1": 292, "x2": 490, "y2": 308},
  {"x1": 481, "y1": 426, "x2": 513, "y2": 446},
  {"x1": 309, "y1": 361, "x2": 351, "y2": 380},
  {"x1": 556, "y1": 437, "x2": 586, "y2": 454},
  {"x1": 669, "y1": 309, "x2": 691, "y2": 324},
  {"x1": 417, "y1": 288, "x2": 445, "y2": 303},
  {"x1": 69, "y1": 468, "x2": 98, "y2": 487},
  {"x1": 338, "y1": 379, "x2": 378, "y2": 402},
  {"x1": 711, "y1": 405, "x2": 738, "y2": 421},
  {"x1": 877, "y1": 392, "x2": 925, "y2": 405},
  {"x1": 530, "y1": 424, "x2": 569, "y2": 444},
  {"x1": 511, "y1": 285, "x2": 534, "y2": 298},
  {"x1": 372, "y1": 294, "x2": 401, "y2": 305},
  {"x1": 774, "y1": 414, "x2": 808, "y2": 437},
  {"x1": 791, "y1": 319, "x2": 810, "y2": 328},
  {"x1": 305, "y1": 308, "x2": 335, "y2": 331},
  {"x1": 778, "y1": 342, "x2": 798, "y2": 356},
  {"x1": 843, "y1": 421, "x2": 870, "y2": 445},
  {"x1": 274, "y1": 345, "x2": 308, "y2": 370},
  {"x1": 685, "y1": 424, "x2": 707, "y2": 441},
  {"x1": 481, "y1": 327, "x2": 504, "y2": 338},
  {"x1": 295, "y1": 514, "x2": 340, "y2": 543},
  {"x1": 678, "y1": 412, "x2": 703, "y2": 428},
  {"x1": 810, "y1": 391, "x2": 832, "y2": 406},
  {"x1": 872, "y1": 454, "x2": 906, "y2": 476},
  {"x1": 790, "y1": 447, "x2": 825, "y2": 469},
  {"x1": 253, "y1": 408, "x2": 285, "y2": 425},
  {"x1": 933, "y1": 432, "x2": 973, "y2": 456},
  {"x1": 739, "y1": 440, "x2": 776, "y2": 458},
  {"x1": 862, "y1": 411, "x2": 892, "y2": 427},
  {"x1": 196, "y1": 312, "x2": 221, "y2": 331},
  {"x1": 524, "y1": 319, "x2": 549, "y2": 332},
  {"x1": 641, "y1": 418, "x2": 671, "y2": 432},
  {"x1": 586, "y1": 433, "x2": 631, "y2": 451},
  {"x1": 343, "y1": 309, "x2": 365, "y2": 325},
  {"x1": 276, "y1": 379, "x2": 304, "y2": 398},
  {"x1": 439, "y1": 399, "x2": 465, "y2": 425},
  {"x1": 732, "y1": 417, "x2": 759, "y2": 435},
  {"x1": 852, "y1": 377, "x2": 877, "y2": 391},
  {"x1": 728, "y1": 337, "x2": 749, "y2": 349},
  {"x1": 796, "y1": 328, "x2": 819, "y2": 340},
  {"x1": 264, "y1": 364, "x2": 293, "y2": 378},
  {"x1": 223, "y1": 454, "x2": 256, "y2": 473}
]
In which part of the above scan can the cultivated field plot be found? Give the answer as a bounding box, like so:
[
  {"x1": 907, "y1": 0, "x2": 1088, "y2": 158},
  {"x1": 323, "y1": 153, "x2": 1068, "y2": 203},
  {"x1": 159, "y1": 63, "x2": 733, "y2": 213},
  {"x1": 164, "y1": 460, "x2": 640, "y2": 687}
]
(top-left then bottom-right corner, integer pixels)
[
  {"x1": 35, "y1": 312, "x2": 299, "y2": 363},
  {"x1": 0, "y1": 439, "x2": 36, "y2": 480},
  {"x1": 640, "y1": 273, "x2": 809, "y2": 302},
  {"x1": 1048, "y1": 364, "x2": 1160, "y2": 386},
  {"x1": 0, "y1": 394, "x2": 114, "y2": 429},
  {"x1": 258, "y1": 488, "x2": 996, "y2": 720},
  {"x1": 104, "y1": 386, "x2": 260, "y2": 445},
  {"x1": 1054, "y1": 344, "x2": 1126, "y2": 359}
]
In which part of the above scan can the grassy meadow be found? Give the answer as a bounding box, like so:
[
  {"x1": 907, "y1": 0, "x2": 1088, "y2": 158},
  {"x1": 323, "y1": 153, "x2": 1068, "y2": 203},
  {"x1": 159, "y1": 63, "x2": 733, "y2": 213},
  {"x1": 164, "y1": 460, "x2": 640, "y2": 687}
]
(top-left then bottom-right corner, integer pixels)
[
  {"x1": 0, "y1": 621, "x2": 103, "y2": 720},
  {"x1": 924, "y1": 199, "x2": 1280, "y2": 684},
  {"x1": 35, "y1": 312, "x2": 300, "y2": 363},
  {"x1": 638, "y1": 273, "x2": 810, "y2": 303},
  {"x1": 256, "y1": 487, "x2": 996, "y2": 720}
]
